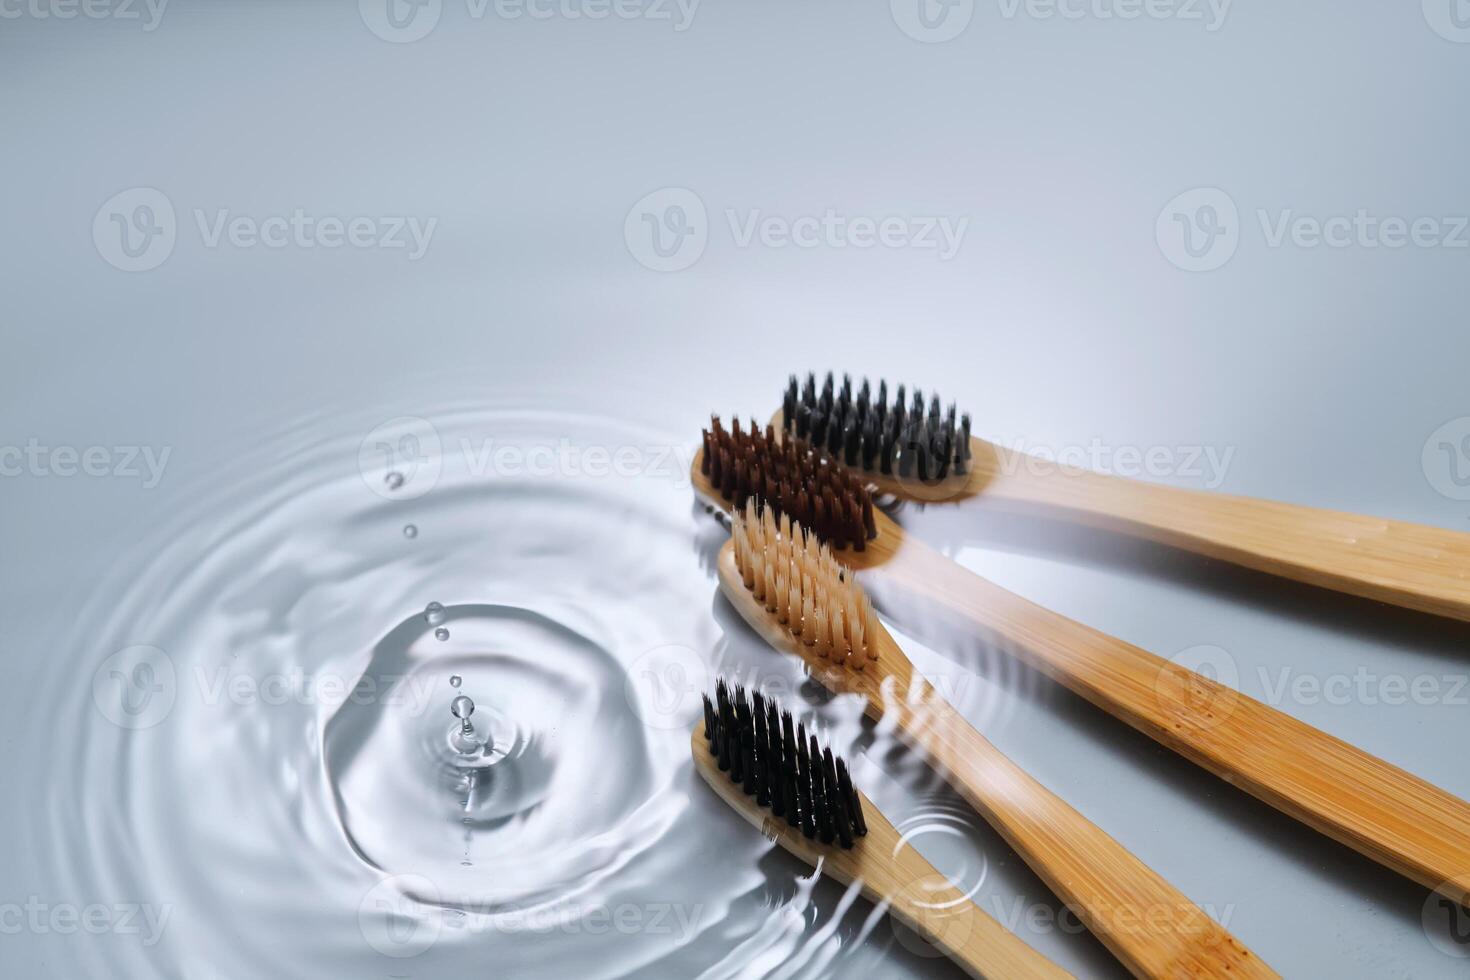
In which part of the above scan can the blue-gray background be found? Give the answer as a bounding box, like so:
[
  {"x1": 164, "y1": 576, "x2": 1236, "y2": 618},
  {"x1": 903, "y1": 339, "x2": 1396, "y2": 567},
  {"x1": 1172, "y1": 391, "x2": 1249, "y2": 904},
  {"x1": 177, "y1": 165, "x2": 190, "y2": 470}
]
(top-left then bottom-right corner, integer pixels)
[{"x1": 4, "y1": 0, "x2": 1470, "y2": 976}]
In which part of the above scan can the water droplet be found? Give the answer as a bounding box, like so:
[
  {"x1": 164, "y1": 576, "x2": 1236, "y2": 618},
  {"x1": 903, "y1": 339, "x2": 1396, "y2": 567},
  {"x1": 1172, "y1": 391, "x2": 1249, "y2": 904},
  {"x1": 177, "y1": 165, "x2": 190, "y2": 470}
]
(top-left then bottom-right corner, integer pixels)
[
  {"x1": 435, "y1": 627, "x2": 450, "y2": 641},
  {"x1": 384, "y1": 471, "x2": 405, "y2": 490},
  {"x1": 451, "y1": 695, "x2": 475, "y2": 720},
  {"x1": 449, "y1": 675, "x2": 462, "y2": 688},
  {"x1": 402, "y1": 523, "x2": 418, "y2": 539},
  {"x1": 424, "y1": 601, "x2": 445, "y2": 626}
]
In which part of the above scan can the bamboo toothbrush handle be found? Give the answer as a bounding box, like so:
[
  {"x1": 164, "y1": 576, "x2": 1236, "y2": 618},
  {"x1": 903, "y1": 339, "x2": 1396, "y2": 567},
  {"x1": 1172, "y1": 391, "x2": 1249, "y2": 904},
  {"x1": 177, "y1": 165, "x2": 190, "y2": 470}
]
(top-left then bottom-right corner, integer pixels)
[
  {"x1": 882, "y1": 538, "x2": 1470, "y2": 897},
  {"x1": 887, "y1": 696, "x2": 1274, "y2": 979},
  {"x1": 975, "y1": 440, "x2": 1470, "y2": 622},
  {"x1": 691, "y1": 726, "x2": 1074, "y2": 979}
]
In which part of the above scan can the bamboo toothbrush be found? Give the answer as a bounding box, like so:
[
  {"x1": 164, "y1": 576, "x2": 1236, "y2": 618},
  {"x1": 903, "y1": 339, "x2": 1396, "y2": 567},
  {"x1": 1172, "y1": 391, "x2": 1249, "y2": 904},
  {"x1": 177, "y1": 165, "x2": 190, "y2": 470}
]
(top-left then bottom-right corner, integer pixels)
[
  {"x1": 779, "y1": 371, "x2": 1470, "y2": 623},
  {"x1": 694, "y1": 418, "x2": 1470, "y2": 906},
  {"x1": 713, "y1": 498, "x2": 1274, "y2": 979},
  {"x1": 695, "y1": 681, "x2": 1074, "y2": 980}
]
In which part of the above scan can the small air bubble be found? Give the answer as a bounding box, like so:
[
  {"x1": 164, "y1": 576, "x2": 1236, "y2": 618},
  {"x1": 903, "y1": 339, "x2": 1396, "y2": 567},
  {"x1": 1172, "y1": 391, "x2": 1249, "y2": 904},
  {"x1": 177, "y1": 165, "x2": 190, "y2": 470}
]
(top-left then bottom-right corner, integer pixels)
[
  {"x1": 384, "y1": 471, "x2": 405, "y2": 490},
  {"x1": 449, "y1": 675, "x2": 462, "y2": 688},
  {"x1": 424, "y1": 601, "x2": 445, "y2": 625},
  {"x1": 435, "y1": 627, "x2": 450, "y2": 641},
  {"x1": 403, "y1": 524, "x2": 418, "y2": 539}
]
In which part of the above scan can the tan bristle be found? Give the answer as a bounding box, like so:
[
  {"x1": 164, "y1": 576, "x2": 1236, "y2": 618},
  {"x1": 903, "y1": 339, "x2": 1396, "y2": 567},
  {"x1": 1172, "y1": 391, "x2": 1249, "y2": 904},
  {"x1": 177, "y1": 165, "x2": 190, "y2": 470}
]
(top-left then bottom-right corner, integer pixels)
[{"x1": 731, "y1": 499, "x2": 877, "y2": 669}]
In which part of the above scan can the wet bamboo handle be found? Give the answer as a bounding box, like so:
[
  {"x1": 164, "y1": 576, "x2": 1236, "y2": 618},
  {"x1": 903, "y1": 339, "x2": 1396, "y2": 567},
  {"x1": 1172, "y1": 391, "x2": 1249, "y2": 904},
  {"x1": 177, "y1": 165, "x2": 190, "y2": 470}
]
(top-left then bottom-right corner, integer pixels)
[
  {"x1": 889, "y1": 696, "x2": 1272, "y2": 979},
  {"x1": 954, "y1": 439, "x2": 1470, "y2": 623},
  {"x1": 691, "y1": 725, "x2": 1075, "y2": 980},
  {"x1": 715, "y1": 542, "x2": 1275, "y2": 979},
  {"x1": 876, "y1": 535, "x2": 1470, "y2": 898}
]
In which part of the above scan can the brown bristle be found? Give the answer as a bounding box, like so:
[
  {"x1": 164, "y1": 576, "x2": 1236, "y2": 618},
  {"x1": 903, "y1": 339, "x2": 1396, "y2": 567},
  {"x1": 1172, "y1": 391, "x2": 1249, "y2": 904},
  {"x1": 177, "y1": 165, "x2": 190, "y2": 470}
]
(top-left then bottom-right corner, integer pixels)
[
  {"x1": 731, "y1": 498, "x2": 880, "y2": 670},
  {"x1": 702, "y1": 416, "x2": 876, "y2": 550}
]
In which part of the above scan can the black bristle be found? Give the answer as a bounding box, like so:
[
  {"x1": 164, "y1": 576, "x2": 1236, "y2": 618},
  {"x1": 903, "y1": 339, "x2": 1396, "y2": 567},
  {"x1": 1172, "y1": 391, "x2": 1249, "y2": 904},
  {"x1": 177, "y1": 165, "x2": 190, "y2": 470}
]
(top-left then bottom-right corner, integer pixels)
[
  {"x1": 752, "y1": 693, "x2": 771, "y2": 806},
  {"x1": 778, "y1": 374, "x2": 970, "y2": 482},
  {"x1": 811, "y1": 734, "x2": 834, "y2": 844},
  {"x1": 765, "y1": 701, "x2": 784, "y2": 815},
  {"x1": 781, "y1": 712, "x2": 800, "y2": 827},
  {"x1": 837, "y1": 758, "x2": 866, "y2": 838},
  {"x1": 740, "y1": 725, "x2": 756, "y2": 794},
  {"x1": 727, "y1": 728, "x2": 742, "y2": 782},
  {"x1": 797, "y1": 723, "x2": 817, "y2": 840},
  {"x1": 737, "y1": 694, "x2": 756, "y2": 794},
  {"x1": 701, "y1": 682, "x2": 865, "y2": 850},
  {"x1": 702, "y1": 694, "x2": 716, "y2": 751},
  {"x1": 716, "y1": 682, "x2": 734, "y2": 772},
  {"x1": 824, "y1": 748, "x2": 852, "y2": 849}
]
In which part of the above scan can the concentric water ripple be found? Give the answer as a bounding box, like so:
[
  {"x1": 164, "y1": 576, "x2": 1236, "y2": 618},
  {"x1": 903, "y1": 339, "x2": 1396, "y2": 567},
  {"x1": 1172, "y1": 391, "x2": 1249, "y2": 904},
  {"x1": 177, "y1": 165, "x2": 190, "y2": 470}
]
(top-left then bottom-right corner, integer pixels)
[{"x1": 27, "y1": 397, "x2": 1016, "y2": 979}]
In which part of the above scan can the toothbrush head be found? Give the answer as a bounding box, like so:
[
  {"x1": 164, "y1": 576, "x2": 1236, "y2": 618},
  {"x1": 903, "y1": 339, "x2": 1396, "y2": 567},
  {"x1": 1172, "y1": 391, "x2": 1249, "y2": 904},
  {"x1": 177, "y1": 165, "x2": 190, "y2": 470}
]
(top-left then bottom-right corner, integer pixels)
[
  {"x1": 701, "y1": 415, "x2": 876, "y2": 551},
  {"x1": 700, "y1": 679, "x2": 867, "y2": 848},
  {"x1": 782, "y1": 372, "x2": 971, "y2": 482},
  {"x1": 729, "y1": 497, "x2": 880, "y2": 671}
]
